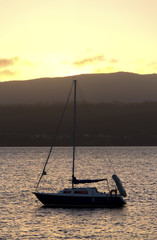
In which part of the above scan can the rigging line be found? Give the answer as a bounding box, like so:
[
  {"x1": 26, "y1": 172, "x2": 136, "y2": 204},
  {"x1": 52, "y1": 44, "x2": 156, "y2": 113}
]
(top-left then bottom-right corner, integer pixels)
[
  {"x1": 78, "y1": 82, "x2": 116, "y2": 175},
  {"x1": 78, "y1": 82, "x2": 116, "y2": 178},
  {"x1": 36, "y1": 81, "x2": 74, "y2": 189}
]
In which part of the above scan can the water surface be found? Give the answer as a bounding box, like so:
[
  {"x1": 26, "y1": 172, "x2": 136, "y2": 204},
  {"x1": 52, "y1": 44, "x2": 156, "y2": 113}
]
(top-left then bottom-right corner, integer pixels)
[{"x1": 0, "y1": 147, "x2": 157, "y2": 239}]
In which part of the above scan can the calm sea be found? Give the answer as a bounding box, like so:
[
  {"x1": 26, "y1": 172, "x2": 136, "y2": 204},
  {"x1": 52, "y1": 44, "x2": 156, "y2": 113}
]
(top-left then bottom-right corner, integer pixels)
[{"x1": 0, "y1": 147, "x2": 157, "y2": 239}]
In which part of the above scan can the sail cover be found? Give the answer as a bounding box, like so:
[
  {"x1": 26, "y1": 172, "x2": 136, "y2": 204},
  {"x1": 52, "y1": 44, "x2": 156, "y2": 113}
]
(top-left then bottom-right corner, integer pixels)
[
  {"x1": 112, "y1": 174, "x2": 127, "y2": 197},
  {"x1": 72, "y1": 176, "x2": 107, "y2": 184}
]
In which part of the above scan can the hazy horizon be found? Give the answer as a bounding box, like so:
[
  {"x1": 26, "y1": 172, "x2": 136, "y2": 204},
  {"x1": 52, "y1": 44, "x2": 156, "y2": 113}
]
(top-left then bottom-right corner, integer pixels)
[
  {"x1": 0, "y1": 72, "x2": 157, "y2": 104},
  {"x1": 0, "y1": 70, "x2": 157, "y2": 83}
]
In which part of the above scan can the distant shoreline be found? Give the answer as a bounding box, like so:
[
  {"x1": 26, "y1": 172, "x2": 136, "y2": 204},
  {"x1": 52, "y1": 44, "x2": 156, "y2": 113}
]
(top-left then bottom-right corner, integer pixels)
[{"x1": 1, "y1": 144, "x2": 157, "y2": 147}]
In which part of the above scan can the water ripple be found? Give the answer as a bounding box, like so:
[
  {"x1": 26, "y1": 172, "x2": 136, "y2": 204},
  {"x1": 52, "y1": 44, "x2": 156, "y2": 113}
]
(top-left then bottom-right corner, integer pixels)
[{"x1": 0, "y1": 147, "x2": 157, "y2": 239}]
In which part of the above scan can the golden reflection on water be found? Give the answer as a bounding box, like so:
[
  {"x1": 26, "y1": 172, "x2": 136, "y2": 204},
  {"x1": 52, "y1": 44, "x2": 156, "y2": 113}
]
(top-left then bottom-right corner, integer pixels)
[{"x1": 0, "y1": 147, "x2": 157, "y2": 239}]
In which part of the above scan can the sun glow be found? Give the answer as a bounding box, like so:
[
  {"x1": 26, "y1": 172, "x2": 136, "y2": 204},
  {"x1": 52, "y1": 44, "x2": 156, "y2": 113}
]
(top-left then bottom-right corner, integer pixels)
[{"x1": 0, "y1": 0, "x2": 157, "y2": 81}]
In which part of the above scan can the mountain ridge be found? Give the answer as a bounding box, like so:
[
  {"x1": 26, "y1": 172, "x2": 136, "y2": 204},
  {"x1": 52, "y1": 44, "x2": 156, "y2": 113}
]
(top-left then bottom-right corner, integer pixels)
[{"x1": 0, "y1": 72, "x2": 157, "y2": 104}]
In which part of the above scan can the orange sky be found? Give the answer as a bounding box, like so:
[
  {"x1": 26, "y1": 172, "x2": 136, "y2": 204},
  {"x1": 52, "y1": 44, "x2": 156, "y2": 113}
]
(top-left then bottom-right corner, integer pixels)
[{"x1": 0, "y1": 0, "x2": 157, "y2": 81}]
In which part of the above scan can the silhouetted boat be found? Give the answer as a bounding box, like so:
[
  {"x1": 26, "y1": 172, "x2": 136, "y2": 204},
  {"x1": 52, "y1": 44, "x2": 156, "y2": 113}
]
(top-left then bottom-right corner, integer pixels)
[{"x1": 33, "y1": 80, "x2": 127, "y2": 207}]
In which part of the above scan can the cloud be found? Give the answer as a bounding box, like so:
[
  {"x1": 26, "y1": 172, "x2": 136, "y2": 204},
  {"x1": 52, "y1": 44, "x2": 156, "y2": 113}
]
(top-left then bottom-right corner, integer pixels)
[
  {"x1": 0, "y1": 57, "x2": 19, "y2": 68},
  {"x1": 109, "y1": 58, "x2": 119, "y2": 64},
  {"x1": 0, "y1": 70, "x2": 16, "y2": 76},
  {"x1": 72, "y1": 55, "x2": 106, "y2": 66}
]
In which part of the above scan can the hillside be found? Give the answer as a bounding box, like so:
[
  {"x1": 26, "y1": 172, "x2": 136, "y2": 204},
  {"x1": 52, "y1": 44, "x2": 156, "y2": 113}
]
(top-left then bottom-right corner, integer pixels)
[
  {"x1": 0, "y1": 72, "x2": 157, "y2": 104},
  {"x1": 1, "y1": 102, "x2": 157, "y2": 146}
]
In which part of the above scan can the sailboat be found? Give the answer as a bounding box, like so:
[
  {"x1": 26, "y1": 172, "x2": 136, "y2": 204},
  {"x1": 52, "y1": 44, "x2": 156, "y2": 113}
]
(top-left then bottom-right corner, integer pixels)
[{"x1": 33, "y1": 80, "x2": 127, "y2": 207}]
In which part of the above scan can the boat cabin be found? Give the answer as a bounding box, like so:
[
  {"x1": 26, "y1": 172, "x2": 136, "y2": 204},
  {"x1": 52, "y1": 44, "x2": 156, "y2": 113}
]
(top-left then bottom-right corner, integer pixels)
[{"x1": 59, "y1": 187, "x2": 104, "y2": 196}]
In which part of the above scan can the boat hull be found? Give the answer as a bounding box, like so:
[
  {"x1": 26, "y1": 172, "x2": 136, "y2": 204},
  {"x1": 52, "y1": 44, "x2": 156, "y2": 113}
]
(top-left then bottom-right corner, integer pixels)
[{"x1": 33, "y1": 192, "x2": 126, "y2": 208}]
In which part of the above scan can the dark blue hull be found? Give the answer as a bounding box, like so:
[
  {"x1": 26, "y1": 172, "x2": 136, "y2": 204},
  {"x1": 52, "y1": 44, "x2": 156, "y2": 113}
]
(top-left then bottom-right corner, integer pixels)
[{"x1": 33, "y1": 192, "x2": 126, "y2": 208}]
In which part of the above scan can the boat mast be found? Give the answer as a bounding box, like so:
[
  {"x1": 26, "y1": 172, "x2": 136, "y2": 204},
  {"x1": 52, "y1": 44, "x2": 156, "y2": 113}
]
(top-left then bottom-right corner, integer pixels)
[{"x1": 72, "y1": 80, "x2": 77, "y2": 188}]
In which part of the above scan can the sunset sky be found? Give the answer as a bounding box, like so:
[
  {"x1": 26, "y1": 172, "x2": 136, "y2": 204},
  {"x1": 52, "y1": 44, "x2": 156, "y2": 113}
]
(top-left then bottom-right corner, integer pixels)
[{"x1": 0, "y1": 0, "x2": 157, "y2": 81}]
